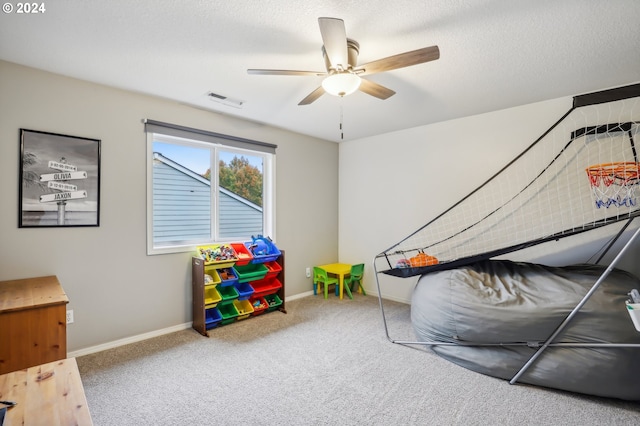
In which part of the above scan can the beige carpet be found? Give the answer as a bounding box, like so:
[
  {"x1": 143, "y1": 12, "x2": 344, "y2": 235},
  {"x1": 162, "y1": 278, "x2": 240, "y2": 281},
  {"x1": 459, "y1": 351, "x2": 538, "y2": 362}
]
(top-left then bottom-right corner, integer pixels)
[{"x1": 77, "y1": 294, "x2": 640, "y2": 425}]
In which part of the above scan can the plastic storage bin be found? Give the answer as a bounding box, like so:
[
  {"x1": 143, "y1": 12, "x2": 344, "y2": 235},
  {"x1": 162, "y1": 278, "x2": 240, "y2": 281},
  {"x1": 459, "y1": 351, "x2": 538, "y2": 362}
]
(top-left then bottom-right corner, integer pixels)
[
  {"x1": 249, "y1": 297, "x2": 269, "y2": 316},
  {"x1": 233, "y1": 299, "x2": 255, "y2": 320},
  {"x1": 235, "y1": 281, "x2": 254, "y2": 300},
  {"x1": 218, "y1": 267, "x2": 238, "y2": 287},
  {"x1": 233, "y1": 263, "x2": 269, "y2": 283},
  {"x1": 251, "y1": 277, "x2": 283, "y2": 298},
  {"x1": 218, "y1": 302, "x2": 239, "y2": 325},
  {"x1": 264, "y1": 261, "x2": 282, "y2": 279},
  {"x1": 244, "y1": 237, "x2": 281, "y2": 264},
  {"x1": 230, "y1": 243, "x2": 253, "y2": 266},
  {"x1": 264, "y1": 294, "x2": 283, "y2": 312},
  {"x1": 218, "y1": 284, "x2": 239, "y2": 302},
  {"x1": 203, "y1": 267, "x2": 221, "y2": 286},
  {"x1": 197, "y1": 244, "x2": 238, "y2": 268},
  {"x1": 205, "y1": 308, "x2": 222, "y2": 329},
  {"x1": 204, "y1": 285, "x2": 222, "y2": 308}
]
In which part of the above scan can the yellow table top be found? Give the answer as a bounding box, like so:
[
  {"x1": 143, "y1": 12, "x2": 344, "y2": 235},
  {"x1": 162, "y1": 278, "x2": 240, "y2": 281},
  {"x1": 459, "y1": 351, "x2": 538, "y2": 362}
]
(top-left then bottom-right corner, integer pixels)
[{"x1": 318, "y1": 263, "x2": 352, "y2": 275}]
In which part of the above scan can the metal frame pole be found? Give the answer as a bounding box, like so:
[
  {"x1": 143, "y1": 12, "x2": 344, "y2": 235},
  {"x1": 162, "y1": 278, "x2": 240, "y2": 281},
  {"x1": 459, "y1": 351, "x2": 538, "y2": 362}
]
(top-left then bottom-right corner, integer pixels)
[{"x1": 509, "y1": 224, "x2": 640, "y2": 384}]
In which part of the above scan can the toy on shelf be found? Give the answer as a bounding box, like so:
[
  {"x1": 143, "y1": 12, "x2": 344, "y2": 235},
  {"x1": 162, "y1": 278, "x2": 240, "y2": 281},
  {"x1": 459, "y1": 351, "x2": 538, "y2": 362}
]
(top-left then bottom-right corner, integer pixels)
[
  {"x1": 409, "y1": 251, "x2": 438, "y2": 268},
  {"x1": 248, "y1": 234, "x2": 270, "y2": 256},
  {"x1": 244, "y1": 235, "x2": 281, "y2": 263},
  {"x1": 197, "y1": 244, "x2": 239, "y2": 267},
  {"x1": 199, "y1": 245, "x2": 235, "y2": 263}
]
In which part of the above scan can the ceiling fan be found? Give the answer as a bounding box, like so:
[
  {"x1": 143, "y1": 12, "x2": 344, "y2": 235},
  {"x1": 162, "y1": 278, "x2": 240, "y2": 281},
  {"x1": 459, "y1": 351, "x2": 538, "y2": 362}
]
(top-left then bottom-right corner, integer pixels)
[{"x1": 247, "y1": 17, "x2": 440, "y2": 105}]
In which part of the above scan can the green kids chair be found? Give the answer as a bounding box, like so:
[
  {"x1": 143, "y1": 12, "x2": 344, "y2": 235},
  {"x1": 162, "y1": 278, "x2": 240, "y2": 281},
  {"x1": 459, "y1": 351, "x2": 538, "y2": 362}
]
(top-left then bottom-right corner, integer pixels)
[
  {"x1": 344, "y1": 263, "x2": 365, "y2": 295},
  {"x1": 313, "y1": 267, "x2": 339, "y2": 299}
]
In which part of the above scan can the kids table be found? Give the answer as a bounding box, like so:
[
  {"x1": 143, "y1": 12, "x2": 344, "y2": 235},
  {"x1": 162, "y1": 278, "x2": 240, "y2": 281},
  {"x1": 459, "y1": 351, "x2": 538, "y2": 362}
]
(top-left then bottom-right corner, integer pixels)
[{"x1": 317, "y1": 263, "x2": 352, "y2": 299}]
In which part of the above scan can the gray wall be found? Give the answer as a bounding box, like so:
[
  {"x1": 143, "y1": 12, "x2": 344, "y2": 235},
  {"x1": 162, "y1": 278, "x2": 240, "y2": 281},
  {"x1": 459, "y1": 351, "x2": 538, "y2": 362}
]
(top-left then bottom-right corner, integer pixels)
[{"x1": 0, "y1": 60, "x2": 339, "y2": 352}]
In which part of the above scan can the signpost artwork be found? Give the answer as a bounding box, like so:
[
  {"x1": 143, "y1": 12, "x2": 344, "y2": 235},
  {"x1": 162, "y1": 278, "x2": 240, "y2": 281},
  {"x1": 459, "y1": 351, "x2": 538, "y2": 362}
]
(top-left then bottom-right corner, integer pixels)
[
  {"x1": 39, "y1": 160, "x2": 89, "y2": 225},
  {"x1": 19, "y1": 129, "x2": 101, "y2": 228}
]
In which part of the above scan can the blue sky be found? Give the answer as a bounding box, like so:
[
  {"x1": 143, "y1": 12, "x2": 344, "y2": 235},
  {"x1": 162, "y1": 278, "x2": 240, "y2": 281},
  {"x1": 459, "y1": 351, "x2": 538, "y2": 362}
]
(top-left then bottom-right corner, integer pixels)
[{"x1": 153, "y1": 142, "x2": 262, "y2": 175}]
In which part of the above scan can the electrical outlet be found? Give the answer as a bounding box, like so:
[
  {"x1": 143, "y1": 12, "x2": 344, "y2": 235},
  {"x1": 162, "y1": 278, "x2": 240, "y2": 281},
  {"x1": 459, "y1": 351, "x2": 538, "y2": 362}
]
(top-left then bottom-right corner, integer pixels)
[
  {"x1": 66, "y1": 309, "x2": 74, "y2": 324},
  {"x1": 305, "y1": 267, "x2": 311, "y2": 278}
]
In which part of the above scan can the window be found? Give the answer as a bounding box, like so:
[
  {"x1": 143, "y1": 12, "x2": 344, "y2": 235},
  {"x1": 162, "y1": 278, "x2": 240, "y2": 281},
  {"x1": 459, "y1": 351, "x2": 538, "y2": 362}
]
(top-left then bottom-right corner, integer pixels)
[{"x1": 145, "y1": 120, "x2": 276, "y2": 255}]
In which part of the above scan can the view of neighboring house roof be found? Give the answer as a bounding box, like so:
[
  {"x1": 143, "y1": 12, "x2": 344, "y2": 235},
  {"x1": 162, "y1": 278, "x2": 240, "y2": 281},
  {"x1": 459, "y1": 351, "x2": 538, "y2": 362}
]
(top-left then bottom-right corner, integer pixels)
[
  {"x1": 152, "y1": 152, "x2": 263, "y2": 242},
  {"x1": 153, "y1": 152, "x2": 262, "y2": 212}
]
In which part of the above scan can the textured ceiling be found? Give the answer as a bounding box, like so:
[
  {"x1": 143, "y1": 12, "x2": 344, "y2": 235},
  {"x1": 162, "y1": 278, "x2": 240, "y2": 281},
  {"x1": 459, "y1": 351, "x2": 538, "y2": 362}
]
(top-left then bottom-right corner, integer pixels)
[{"x1": 1, "y1": 0, "x2": 639, "y2": 142}]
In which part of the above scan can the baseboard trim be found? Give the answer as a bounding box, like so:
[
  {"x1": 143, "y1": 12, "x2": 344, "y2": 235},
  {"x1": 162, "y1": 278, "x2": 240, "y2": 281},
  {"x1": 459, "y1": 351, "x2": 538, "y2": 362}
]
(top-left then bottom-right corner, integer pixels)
[
  {"x1": 68, "y1": 322, "x2": 192, "y2": 358},
  {"x1": 378, "y1": 293, "x2": 411, "y2": 304},
  {"x1": 68, "y1": 293, "x2": 319, "y2": 358},
  {"x1": 286, "y1": 290, "x2": 314, "y2": 301}
]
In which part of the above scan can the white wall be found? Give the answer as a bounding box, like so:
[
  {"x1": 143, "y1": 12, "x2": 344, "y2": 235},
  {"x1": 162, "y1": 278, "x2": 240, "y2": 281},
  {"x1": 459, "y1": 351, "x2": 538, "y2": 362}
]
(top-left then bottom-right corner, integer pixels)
[
  {"x1": 339, "y1": 95, "x2": 640, "y2": 303},
  {"x1": 0, "y1": 60, "x2": 339, "y2": 352}
]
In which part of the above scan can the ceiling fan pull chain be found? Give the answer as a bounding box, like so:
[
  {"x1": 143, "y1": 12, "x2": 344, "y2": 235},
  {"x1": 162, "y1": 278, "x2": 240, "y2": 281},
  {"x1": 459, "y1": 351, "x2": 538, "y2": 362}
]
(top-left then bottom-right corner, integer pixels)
[{"x1": 340, "y1": 99, "x2": 344, "y2": 140}]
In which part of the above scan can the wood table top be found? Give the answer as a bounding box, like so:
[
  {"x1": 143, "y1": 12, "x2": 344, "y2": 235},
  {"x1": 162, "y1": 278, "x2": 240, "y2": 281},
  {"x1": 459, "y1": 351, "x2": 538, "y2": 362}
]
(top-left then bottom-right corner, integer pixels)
[{"x1": 0, "y1": 357, "x2": 92, "y2": 425}]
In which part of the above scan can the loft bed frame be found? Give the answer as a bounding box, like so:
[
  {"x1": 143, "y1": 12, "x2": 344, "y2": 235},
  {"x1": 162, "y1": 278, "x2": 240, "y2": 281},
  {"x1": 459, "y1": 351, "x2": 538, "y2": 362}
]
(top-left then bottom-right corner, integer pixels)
[{"x1": 373, "y1": 83, "x2": 640, "y2": 385}]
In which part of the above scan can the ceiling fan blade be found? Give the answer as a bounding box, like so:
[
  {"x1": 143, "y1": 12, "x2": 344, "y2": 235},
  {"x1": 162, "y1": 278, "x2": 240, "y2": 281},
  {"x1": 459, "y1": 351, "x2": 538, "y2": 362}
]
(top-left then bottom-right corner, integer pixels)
[
  {"x1": 358, "y1": 78, "x2": 396, "y2": 100},
  {"x1": 318, "y1": 17, "x2": 348, "y2": 70},
  {"x1": 298, "y1": 86, "x2": 326, "y2": 105},
  {"x1": 248, "y1": 69, "x2": 325, "y2": 76},
  {"x1": 357, "y1": 45, "x2": 440, "y2": 76}
]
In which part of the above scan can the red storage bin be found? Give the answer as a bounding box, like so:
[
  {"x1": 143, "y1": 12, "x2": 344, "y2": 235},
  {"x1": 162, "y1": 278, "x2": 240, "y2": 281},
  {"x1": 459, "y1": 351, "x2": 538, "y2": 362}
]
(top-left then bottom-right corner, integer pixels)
[
  {"x1": 230, "y1": 243, "x2": 253, "y2": 266},
  {"x1": 251, "y1": 277, "x2": 282, "y2": 298},
  {"x1": 264, "y1": 261, "x2": 282, "y2": 279},
  {"x1": 249, "y1": 296, "x2": 269, "y2": 316}
]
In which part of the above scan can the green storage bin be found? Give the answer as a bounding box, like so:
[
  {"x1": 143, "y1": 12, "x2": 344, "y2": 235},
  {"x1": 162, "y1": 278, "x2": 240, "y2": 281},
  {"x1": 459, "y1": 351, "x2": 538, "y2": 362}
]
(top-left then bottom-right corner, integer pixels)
[
  {"x1": 218, "y1": 284, "x2": 239, "y2": 302},
  {"x1": 233, "y1": 263, "x2": 268, "y2": 283},
  {"x1": 264, "y1": 293, "x2": 283, "y2": 312},
  {"x1": 218, "y1": 302, "x2": 239, "y2": 325}
]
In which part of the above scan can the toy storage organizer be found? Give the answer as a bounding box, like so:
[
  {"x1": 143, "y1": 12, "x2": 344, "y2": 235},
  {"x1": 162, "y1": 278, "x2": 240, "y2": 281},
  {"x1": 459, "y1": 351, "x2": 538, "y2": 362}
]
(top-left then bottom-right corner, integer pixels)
[{"x1": 192, "y1": 243, "x2": 285, "y2": 337}]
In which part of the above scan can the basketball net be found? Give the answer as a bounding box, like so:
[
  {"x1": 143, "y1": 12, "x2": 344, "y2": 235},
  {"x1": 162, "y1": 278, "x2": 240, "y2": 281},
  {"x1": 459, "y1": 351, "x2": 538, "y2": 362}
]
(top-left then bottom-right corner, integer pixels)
[{"x1": 586, "y1": 162, "x2": 640, "y2": 208}]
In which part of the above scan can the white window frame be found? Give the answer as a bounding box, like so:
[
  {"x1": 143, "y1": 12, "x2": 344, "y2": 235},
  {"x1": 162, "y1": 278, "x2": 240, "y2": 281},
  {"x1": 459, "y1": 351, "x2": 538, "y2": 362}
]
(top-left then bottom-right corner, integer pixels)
[{"x1": 146, "y1": 124, "x2": 276, "y2": 255}]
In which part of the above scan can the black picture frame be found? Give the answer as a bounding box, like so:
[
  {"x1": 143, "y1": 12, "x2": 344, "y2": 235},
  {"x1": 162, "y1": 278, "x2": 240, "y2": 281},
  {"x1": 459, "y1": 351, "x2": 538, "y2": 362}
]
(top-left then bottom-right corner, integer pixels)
[{"x1": 19, "y1": 129, "x2": 101, "y2": 227}]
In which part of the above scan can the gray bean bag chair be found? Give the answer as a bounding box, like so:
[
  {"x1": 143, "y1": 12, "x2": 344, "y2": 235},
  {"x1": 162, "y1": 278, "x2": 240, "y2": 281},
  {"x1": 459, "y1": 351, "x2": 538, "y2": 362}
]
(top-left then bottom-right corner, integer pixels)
[{"x1": 411, "y1": 260, "x2": 640, "y2": 400}]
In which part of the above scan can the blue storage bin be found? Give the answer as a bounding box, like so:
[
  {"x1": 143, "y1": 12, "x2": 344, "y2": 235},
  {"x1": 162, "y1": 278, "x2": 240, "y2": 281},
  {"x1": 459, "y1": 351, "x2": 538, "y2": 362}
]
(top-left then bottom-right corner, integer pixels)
[
  {"x1": 244, "y1": 236, "x2": 281, "y2": 263},
  {"x1": 235, "y1": 281, "x2": 255, "y2": 300},
  {"x1": 205, "y1": 307, "x2": 222, "y2": 329},
  {"x1": 218, "y1": 267, "x2": 239, "y2": 287}
]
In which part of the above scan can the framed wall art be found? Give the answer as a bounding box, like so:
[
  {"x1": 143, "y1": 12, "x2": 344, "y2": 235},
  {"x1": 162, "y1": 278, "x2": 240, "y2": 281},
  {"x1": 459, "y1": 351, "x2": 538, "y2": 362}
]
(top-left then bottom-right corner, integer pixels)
[{"x1": 19, "y1": 129, "x2": 101, "y2": 227}]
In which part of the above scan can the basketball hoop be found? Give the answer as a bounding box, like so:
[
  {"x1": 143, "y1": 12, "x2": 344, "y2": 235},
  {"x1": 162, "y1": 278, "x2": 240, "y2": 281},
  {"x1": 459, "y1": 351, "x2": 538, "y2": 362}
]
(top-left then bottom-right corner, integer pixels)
[{"x1": 586, "y1": 162, "x2": 640, "y2": 208}]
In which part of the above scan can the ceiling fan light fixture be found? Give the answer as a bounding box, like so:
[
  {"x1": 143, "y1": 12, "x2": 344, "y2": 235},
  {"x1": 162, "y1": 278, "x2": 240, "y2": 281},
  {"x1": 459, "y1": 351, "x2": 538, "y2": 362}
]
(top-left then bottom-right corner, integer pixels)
[{"x1": 322, "y1": 73, "x2": 361, "y2": 97}]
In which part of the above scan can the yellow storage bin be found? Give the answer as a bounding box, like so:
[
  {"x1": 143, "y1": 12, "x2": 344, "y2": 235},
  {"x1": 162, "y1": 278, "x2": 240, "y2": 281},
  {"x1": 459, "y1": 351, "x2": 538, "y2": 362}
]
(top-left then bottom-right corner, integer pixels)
[
  {"x1": 204, "y1": 285, "x2": 222, "y2": 308},
  {"x1": 203, "y1": 267, "x2": 222, "y2": 286},
  {"x1": 197, "y1": 244, "x2": 238, "y2": 268},
  {"x1": 233, "y1": 299, "x2": 254, "y2": 320}
]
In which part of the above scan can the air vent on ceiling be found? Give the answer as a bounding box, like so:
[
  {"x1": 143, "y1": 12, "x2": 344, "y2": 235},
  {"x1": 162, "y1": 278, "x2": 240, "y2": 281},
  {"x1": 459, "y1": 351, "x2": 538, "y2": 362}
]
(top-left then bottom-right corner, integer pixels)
[{"x1": 206, "y1": 91, "x2": 245, "y2": 109}]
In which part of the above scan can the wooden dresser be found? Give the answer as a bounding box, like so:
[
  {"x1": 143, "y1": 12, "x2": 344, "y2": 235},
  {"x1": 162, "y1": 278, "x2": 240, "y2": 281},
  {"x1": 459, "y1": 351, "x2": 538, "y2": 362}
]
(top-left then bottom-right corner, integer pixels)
[{"x1": 0, "y1": 276, "x2": 69, "y2": 374}]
